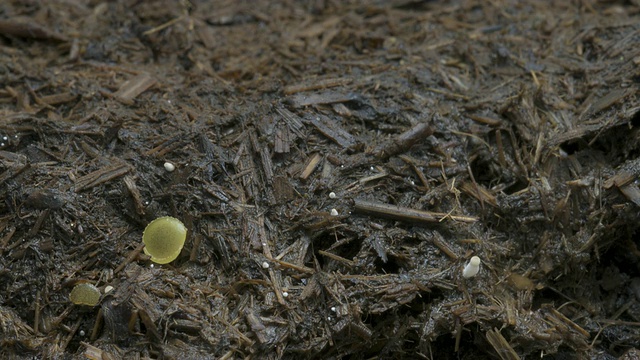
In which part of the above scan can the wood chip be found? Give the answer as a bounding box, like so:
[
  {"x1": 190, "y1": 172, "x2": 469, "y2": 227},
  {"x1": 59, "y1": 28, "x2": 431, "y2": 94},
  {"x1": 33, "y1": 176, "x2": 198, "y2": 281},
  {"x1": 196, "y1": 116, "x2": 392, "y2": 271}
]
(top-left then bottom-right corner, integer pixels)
[
  {"x1": 354, "y1": 199, "x2": 478, "y2": 224},
  {"x1": 304, "y1": 114, "x2": 357, "y2": 148},
  {"x1": 114, "y1": 73, "x2": 157, "y2": 103}
]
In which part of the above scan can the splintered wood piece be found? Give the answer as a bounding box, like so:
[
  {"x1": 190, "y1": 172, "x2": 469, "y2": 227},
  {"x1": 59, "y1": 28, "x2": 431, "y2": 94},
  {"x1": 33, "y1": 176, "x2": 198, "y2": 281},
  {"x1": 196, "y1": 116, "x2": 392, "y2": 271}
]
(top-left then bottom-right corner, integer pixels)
[
  {"x1": 114, "y1": 73, "x2": 157, "y2": 103},
  {"x1": 354, "y1": 199, "x2": 478, "y2": 224},
  {"x1": 467, "y1": 114, "x2": 503, "y2": 126},
  {"x1": 583, "y1": 88, "x2": 632, "y2": 119},
  {"x1": 374, "y1": 123, "x2": 433, "y2": 159},
  {"x1": 459, "y1": 181, "x2": 497, "y2": 207},
  {"x1": 618, "y1": 184, "x2": 640, "y2": 206},
  {"x1": 304, "y1": 114, "x2": 356, "y2": 148},
  {"x1": 399, "y1": 155, "x2": 430, "y2": 189},
  {"x1": 283, "y1": 77, "x2": 352, "y2": 94},
  {"x1": 39, "y1": 92, "x2": 77, "y2": 106},
  {"x1": 604, "y1": 171, "x2": 635, "y2": 189},
  {"x1": 269, "y1": 268, "x2": 286, "y2": 305},
  {"x1": 123, "y1": 176, "x2": 145, "y2": 216},
  {"x1": 486, "y1": 329, "x2": 520, "y2": 360},
  {"x1": 245, "y1": 309, "x2": 269, "y2": 344},
  {"x1": 259, "y1": 146, "x2": 274, "y2": 183},
  {"x1": 0, "y1": 19, "x2": 67, "y2": 42},
  {"x1": 274, "y1": 122, "x2": 290, "y2": 153},
  {"x1": 287, "y1": 91, "x2": 358, "y2": 107},
  {"x1": 75, "y1": 163, "x2": 130, "y2": 192},
  {"x1": 318, "y1": 250, "x2": 355, "y2": 267},
  {"x1": 275, "y1": 106, "x2": 305, "y2": 139},
  {"x1": 114, "y1": 243, "x2": 145, "y2": 274},
  {"x1": 272, "y1": 258, "x2": 315, "y2": 274},
  {"x1": 300, "y1": 153, "x2": 322, "y2": 180}
]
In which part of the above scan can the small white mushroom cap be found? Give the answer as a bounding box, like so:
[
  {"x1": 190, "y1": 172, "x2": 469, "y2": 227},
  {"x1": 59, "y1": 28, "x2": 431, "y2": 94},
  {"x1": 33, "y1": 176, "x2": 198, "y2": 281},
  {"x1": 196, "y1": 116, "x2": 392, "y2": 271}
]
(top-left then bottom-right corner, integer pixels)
[
  {"x1": 164, "y1": 162, "x2": 175, "y2": 172},
  {"x1": 462, "y1": 256, "x2": 481, "y2": 278}
]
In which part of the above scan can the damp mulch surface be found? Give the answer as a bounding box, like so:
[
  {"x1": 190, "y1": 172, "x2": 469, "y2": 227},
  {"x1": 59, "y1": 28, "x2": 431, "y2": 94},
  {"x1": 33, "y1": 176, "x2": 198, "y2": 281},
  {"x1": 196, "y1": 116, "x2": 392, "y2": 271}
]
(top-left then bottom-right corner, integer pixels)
[{"x1": 1, "y1": 1, "x2": 640, "y2": 359}]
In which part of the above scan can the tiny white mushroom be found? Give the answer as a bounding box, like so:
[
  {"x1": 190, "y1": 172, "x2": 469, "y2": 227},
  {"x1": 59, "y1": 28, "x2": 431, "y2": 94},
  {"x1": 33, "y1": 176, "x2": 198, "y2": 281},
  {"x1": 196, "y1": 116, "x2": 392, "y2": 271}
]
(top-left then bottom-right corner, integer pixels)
[
  {"x1": 282, "y1": 291, "x2": 289, "y2": 298},
  {"x1": 330, "y1": 306, "x2": 336, "y2": 312},
  {"x1": 104, "y1": 285, "x2": 114, "y2": 294},
  {"x1": 262, "y1": 261, "x2": 270, "y2": 269},
  {"x1": 330, "y1": 208, "x2": 339, "y2": 216},
  {"x1": 462, "y1": 256, "x2": 481, "y2": 278},
  {"x1": 164, "y1": 162, "x2": 176, "y2": 172},
  {"x1": 79, "y1": 330, "x2": 85, "y2": 336},
  {"x1": 329, "y1": 192, "x2": 336, "y2": 199}
]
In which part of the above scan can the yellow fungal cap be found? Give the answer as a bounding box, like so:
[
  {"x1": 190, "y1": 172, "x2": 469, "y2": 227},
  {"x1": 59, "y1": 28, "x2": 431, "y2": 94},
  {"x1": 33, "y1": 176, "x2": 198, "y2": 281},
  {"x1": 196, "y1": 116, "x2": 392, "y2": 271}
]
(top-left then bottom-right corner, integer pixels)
[
  {"x1": 142, "y1": 216, "x2": 187, "y2": 264},
  {"x1": 69, "y1": 283, "x2": 101, "y2": 306}
]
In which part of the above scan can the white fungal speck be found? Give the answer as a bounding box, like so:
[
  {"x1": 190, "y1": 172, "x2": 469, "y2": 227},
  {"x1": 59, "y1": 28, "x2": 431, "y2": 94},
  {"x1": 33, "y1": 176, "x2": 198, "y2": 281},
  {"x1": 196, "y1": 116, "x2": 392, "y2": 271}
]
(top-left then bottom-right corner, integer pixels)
[
  {"x1": 164, "y1": 162, "x2": 175, "y2": 172},
  {"x1": 104, "y1": 286, "x2": 114, "y2": 294},
  {"x1": 282, "y1": 291, "x2": 289, "y2": 298},
  {"x1": 262, "y1": 261, "x2": 270, "y2": 269},
  {"x1": 462, "y1": 256, "x2": 481, "y2": 278},
  {"x1": 150, "y1": 264, "x2": 155, "y2": 268},
  {"x1": 0, "y1": 143, "x2": 4, "y2": 147},
  {"x1": 330, "y1": 209, "x2": 338, "y2": 216},
  {"x1": 329, "y1": 192, "x2": 336, "y2": 199},
  {"x1": 79, "y1": 330, "x2": 85, "y2": 336},
  {"x1": 2, "y1": 136, "x2": 7, "y2": 141},
  {"x1": 370, "y1": 166, "x2": 374, "y2": 171},
  {"x1": 331, "y1": 307, "x2": 336, "y2": 312},
  {"x1": 327, "y1": 316, "x2": 332, "y2": 321}
]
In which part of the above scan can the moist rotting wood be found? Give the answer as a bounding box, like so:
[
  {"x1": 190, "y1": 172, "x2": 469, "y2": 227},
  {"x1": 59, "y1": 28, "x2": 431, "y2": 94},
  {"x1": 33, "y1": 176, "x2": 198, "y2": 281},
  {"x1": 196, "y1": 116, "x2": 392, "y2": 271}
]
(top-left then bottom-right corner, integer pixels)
[
  {"x1": 0, "y1": 19, "x2": 67, "y2": 42},
  {"x1": 113, "y1": 73, "x2": 157, "y2": 103},
  {"x1": 74, "y1": 163, "x2": 130, "y2": 192},
  {"x1": 287, "y1": 91, "x2": 360, "y2": 108},
  {"x1": 353, "y1": 199, "x2": 478, "y2": 224},
  {"x1": 303, "y1": 114, "x2": 357, "y2": 148},
  {"x1": 283, "y1": 77, "x2": 352, "y2": 95},
  {"x1": 374, "y1": 123, "x2": 434, "y2": 159},
  {"x1": 3, "y1": 1, "x2": 640, "y2": 359}
]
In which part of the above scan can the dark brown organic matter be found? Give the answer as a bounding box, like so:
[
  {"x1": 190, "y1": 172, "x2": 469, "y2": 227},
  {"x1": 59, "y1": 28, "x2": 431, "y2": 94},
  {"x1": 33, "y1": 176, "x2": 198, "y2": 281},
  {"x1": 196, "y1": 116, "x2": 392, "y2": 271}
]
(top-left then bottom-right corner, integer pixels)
[{"x1": 1, "y1": 0, "x2": 640, "y2": 359}]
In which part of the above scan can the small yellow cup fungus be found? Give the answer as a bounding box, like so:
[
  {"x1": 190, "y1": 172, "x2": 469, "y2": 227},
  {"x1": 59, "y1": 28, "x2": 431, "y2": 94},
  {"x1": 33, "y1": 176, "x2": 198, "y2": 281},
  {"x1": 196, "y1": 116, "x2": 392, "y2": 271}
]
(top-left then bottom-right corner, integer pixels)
[
  {"x1": 142, "y1": 216, "x2": 187, "y2": 264},
  {"x1": 69, "y1": 283, "x2": 101, "y2": 306}
]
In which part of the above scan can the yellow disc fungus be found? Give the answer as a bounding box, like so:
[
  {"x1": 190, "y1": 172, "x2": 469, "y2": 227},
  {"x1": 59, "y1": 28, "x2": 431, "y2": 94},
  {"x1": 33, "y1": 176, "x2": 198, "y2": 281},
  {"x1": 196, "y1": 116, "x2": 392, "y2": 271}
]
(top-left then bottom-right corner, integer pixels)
[
  {"x1": 142, "y1": 216, "x2": 187, "y2": 264},
  {"x1": 69, "y1": 283, "x2": 101, "y2": 306}
]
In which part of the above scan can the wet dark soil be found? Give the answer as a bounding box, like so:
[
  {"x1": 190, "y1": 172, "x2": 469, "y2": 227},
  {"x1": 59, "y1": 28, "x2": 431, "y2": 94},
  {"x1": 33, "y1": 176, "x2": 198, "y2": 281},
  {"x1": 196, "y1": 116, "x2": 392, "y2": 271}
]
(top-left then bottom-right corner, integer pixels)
[{"x1": 1, "y1": 1, "x2": 640, "y2": 359}]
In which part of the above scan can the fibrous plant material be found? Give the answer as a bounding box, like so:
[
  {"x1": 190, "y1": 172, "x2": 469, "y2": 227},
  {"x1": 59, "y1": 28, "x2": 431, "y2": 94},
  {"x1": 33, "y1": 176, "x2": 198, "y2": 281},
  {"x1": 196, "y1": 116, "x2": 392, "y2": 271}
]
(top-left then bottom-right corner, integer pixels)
[{"x1": 142, "y1": 216, "x2": 187, "y2": 264}]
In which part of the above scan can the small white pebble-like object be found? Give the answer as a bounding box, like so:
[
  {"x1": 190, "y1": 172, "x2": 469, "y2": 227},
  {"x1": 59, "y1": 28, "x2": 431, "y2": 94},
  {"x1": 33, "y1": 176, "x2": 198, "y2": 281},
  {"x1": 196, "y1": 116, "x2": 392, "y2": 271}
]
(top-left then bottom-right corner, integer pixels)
[
  {"x1": 462, "y1": 256, "x2": 481, "y2": 278},
  {"x1": 262, "y1": 261, "x2": 270, "y2": 269},
  {"x1": 282, "y1": 291, "x2": 289, "y2": 298},
  {"x1": 79, "y1": 330, "x2": 85, "y2": 336},
  {"x1": 104, "y1": 285, "x2": 114, "y2": 294},
  {"x1": 329, "y1": 192, "x2": 336, "y2": 199},
  {"x1": 330, "y1": 209, "x2": 339, "y2": 216},
  {"x1": 164, "y1": 162, "x2": 176, "y2": 172},
  {"x1": 330, "y1": 306, "x2": 336, "y2": 312}
]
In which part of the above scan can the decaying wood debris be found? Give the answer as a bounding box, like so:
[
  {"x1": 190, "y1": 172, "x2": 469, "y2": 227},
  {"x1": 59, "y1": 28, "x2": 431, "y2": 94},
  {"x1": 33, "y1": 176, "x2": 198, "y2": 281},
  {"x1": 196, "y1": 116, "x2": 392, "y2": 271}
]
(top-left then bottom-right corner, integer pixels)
[{"x1": 1, "y1": 0, "x2": 640, "y2": 359}]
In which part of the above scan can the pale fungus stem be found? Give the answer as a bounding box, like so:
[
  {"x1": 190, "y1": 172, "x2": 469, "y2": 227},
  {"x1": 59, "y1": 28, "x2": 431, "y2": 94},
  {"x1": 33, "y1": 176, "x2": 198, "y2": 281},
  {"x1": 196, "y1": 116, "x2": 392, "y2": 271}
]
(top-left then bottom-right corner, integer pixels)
[{"x1": 462, "y1": 256, "x2": 481, "y2": 278}]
